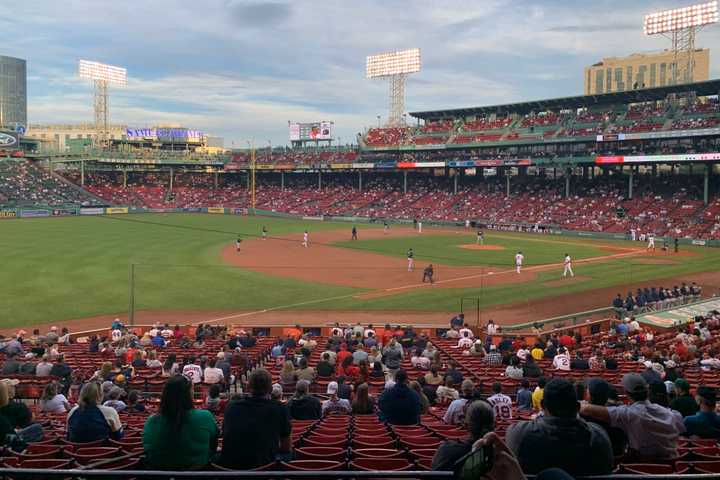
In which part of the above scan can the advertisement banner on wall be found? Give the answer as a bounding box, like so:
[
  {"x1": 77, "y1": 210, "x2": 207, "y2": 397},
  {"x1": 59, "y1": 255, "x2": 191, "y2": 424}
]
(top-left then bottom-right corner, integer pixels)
[
  {"x1": 80, "y1": 207, "x2": 105, "y2": 215},
  {"x1": 52, "y1": 209, "x2": 77, "y2": 216},
  {"x1": 20, "y1": 209, "x2": 50, "y2": 218},
  {"x1": 0, "y1": 131, "x2": 19, "y2": 149},
  {"x1": 0, "y1": 210, "x2": 17, "y2": 219},
  {"x1": 232, "y1": 208, "x2": 248, "y2": 215},
  {"x1": 207, "y1": 207, "x2": 225, "y2": 214},
  {"x1": 105, "y1": 207, "x2": 129, "y2": 215}
]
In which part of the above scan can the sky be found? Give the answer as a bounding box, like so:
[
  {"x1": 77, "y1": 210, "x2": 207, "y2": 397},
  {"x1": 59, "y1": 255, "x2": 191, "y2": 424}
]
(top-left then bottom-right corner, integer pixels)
[{"x1": 3, "y1": 0, "x2": 720, "y2": 147}]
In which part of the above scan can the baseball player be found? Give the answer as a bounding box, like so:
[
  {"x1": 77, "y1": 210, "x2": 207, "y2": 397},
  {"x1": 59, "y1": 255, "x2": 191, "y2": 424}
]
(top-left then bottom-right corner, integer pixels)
[
  {"x1": 407, "y1": 248, "x2": 414, "y2": 272},
  {"x1": 630, "y1": 228, "x2": 636, "y2": 242},
  {"x1": 417, "y1": 221, "x2": 423, "y2": 234},
  {"x1": 563, "y1": 253, "x2": 574, "y2": 277},
  {"x1": 262, "y1": 225, "x2": 268, "y2": 240},
  {"x1": 647, "y1": 233, "x2": 655, "y2": 252},
  {"x1": 351, "y1": 226, "x2": 358, "y2": 240},
  {"x1": 465, "y1": 219, "x2": 470, "y2": 229},
  {"x1": 422, "y1": 264, "x2": 434, "y2": 284},
  {"x1": 235, "y1": 236, "x2": 242, "y2": 253},
  {"x1": 383, "y1": 221, "x2": 389, "y2": 235},
  {"x1": 515, "y1": 251, "x2": 524, "y2": 274},
  {"x1": 302, "y1": 230, "x2": 309, "y2": 248},
  {"x1": 476, "y1": 230, "x2": 484, "y2": 245}
]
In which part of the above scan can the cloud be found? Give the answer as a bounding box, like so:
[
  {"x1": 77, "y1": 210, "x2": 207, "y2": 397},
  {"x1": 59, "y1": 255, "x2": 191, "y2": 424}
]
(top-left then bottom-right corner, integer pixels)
[
  {"x1": 226, "y1": 0, "x2": 293, "y2": 27},
  {"x1": 546, "y1": 23, "x2": 637, "y2": 33}
]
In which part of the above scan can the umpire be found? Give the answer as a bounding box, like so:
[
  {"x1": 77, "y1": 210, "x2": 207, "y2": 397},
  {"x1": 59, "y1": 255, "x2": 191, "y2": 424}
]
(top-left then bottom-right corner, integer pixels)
[{"x1": 423, "y1": 264, "x2": 435, "y2": 284}]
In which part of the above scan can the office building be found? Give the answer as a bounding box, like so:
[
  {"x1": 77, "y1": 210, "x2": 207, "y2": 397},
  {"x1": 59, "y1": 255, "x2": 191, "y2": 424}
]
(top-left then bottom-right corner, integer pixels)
[{"x1": 0, "y1": 55, "x2": 27, "y2": 127}]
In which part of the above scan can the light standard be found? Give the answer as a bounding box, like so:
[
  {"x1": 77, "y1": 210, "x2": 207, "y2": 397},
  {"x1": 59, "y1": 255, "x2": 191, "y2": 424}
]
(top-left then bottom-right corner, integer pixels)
[
  {"x1": 376, "y1": 115, "x2": 381, "y2": 128},
  {"x1": 267, "y1": 140, "x2": 272, "y2": 162}
]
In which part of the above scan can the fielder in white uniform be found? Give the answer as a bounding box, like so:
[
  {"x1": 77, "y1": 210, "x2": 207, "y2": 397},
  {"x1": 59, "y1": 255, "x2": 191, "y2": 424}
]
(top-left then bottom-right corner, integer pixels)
[
  {"x1": 647, "y1": 233, "x2": 655, "y2": 252},
  {"x1": 630, "y1": 228, "x2": 636, "y2": 241},
  {"x1": 417, "y1": 221, "x2": 423, "y2": 234},
  {"x1": 515, "y1": 251, "x2": 524, "y2": 274},
  {"x1": 563, "y1": 253, "x2": 574, "y2": 277},
  {"x1": 302, "y1": 231, "x2": 309, "y2": 248}
]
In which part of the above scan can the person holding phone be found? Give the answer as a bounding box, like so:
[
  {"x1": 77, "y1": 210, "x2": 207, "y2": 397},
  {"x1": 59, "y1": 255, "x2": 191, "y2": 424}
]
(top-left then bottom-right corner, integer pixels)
[{"x1": 432, "y1": 399, "x2": 495, "y2": 471}]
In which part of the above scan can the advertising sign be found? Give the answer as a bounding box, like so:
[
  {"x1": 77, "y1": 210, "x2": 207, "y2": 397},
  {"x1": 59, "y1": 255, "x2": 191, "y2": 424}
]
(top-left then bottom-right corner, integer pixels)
[
  {"x1": 207, "y1": 207, "x2": 225, "y2": 214},
  {"x1": 105, "y1": 207, "x2": 129, "y2": 214},
  {"x1": 20, "y1": 209, "x2": 50, "y2": 218},
  {"x1": 0, "y1": 131, "x2": 18, "y2": 149},
  {"x1": 289, "y1": 121, "x2": 333, "y2": 141},
  {"x1": 80, "y1": 207, "x2": 105, "y2": 215}
]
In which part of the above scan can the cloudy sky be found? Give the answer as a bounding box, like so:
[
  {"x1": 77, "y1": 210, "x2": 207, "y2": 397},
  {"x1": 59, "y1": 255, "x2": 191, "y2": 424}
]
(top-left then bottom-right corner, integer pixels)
[{"x1": 3, "y1": 0, "x2": 719, "y2": 146}]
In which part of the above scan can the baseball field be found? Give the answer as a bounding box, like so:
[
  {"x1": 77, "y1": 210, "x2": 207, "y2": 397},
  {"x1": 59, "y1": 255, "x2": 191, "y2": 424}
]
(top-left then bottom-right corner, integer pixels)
[{"x1": 3, "y1": 212, "x2": 720, "y2": 332}]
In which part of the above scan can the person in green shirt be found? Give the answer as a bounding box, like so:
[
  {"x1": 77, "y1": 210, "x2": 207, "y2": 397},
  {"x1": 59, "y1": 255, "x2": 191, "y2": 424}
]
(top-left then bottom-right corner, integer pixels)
[
  {"x1": 143, "y1": 375, "x2": 218, "y2": 469},
  {"x1": 670, "y1": 379, "x2": 699, "y2": 417}
]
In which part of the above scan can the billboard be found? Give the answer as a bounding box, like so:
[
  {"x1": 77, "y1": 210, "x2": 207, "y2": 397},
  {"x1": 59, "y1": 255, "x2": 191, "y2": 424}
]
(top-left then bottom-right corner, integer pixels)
[
  {"x1": 126, "y1": 128, "x2": 203, "y2": 143},
  {"x1": 596, "y1": 152, "x2": 720, "y2": 165},
  {"x1": 0, "y1": 131, "x2": 19, "y2": 149},
  {"x1": 289, "y1": 121, "x2": 333, "y2": 141}
]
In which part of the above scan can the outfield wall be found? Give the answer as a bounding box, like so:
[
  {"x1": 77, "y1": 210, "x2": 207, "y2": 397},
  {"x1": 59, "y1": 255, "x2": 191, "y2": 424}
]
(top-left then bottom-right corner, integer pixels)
[{"x1": 1, "y1": 204, "x2": 719, "y2": 247}]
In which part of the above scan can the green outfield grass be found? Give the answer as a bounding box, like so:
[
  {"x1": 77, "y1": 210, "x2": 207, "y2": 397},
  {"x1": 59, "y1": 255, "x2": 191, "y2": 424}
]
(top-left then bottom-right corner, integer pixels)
[{"x1": 2, "y1": 213, "x2": 719, "y2": 329}]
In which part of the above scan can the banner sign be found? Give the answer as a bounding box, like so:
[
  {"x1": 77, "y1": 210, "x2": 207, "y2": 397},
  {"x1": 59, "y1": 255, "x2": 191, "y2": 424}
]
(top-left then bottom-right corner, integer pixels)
[
  {"x1": 396, "y1": 161, "x2": 446, "y2": 168},
  {"x1": 596, "y1": 153, "x2": 720, "y2": 165},
  {"x1": 232, "y1": 208, "x2": 248, "y2": 215},
  {"x1": 80, "y1": 207, "x2": 105, "y2": 215},
  {"x1": 105, "y1": 207, "x2": 129, "y2": 214},
  {"x1": 351, "y1": 163, "x2": 374, "y2": 169},
  {"x1": 207, "y1": 207, "x2": 225, "y2": 214},
  {"x1": 0, "y1": 131, "x2": 19, "y2": 149},
  {"x1": 448, "y1": 159, "x2": 532, "y2": 167},
  {"x1": 596, "y1": 127, "x2": 720, "y2": 142},
  {"x1": 330, "y1": 163, "x2": 353, "y2": 169},
  {"x1": 20, "y1": 209, "x2": 50, "y2": 218},
  {"x1": 52, "y1": 209, "x2": 77, "y2": 216},
  {"x1": 0, "y1": 210, "x2": 17, "y2": 218}
]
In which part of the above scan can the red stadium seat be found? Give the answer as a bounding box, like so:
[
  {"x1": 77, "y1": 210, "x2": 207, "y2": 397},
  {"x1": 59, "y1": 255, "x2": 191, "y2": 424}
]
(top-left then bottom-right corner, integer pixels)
[
  {"x1": 351, "y1": 448, "x2": 406, "y2": 459},
  {"x1": 351, "y1": 458, "x2": 412, "y2": 471},
  {"x1": 282, "y1": 460, "x2": 345, "y2": 471},
  {"x1": 294, "y1": 447, "x2": 346, "y2": 462},
  {"x1": 619, "y1": 463, "x2": 674, "y2": 474}
]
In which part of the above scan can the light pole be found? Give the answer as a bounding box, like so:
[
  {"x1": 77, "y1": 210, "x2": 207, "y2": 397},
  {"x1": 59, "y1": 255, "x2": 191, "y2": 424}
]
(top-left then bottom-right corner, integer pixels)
[
  {"x1": 267, "y1": 140, "x2": 272, "y2": 162},
  {"x1": 377, "y1": 115, "x2": 381, "y2": 128},
  {"x1": 246, "y1": 140, "x2": 256, "y2": 213}
]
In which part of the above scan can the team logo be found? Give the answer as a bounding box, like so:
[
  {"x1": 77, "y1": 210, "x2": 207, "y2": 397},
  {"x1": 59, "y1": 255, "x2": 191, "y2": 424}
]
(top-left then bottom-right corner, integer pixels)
[{"x1": 0, "y1": 133, "x2": 17, "y2": 147}]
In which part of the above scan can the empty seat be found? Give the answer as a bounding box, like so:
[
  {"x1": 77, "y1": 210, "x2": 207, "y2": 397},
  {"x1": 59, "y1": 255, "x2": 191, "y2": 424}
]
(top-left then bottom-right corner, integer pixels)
[
  {"x1": 351, "y1": 457, "x2": 412, "y2": 471},
  {"x1": 282, "y1": 460, "x2": 345, "y2": 471}
]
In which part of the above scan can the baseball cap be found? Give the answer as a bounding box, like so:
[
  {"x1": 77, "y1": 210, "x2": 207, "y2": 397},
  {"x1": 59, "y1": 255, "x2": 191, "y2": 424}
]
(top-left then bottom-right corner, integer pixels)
[
  {"x1": 327, "y1": 381, "x2": 339, "y2": 394},
  {"x1": 622, "y1": 373, "x2": 648, "y2": 394},
  {"x1": 697, "y1": 386, "x2": 717, "y2": 405}
]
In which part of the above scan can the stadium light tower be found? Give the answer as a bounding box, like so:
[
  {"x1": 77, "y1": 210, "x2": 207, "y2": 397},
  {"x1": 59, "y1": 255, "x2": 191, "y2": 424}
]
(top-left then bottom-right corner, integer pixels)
[
  {"x1": 366, "y1": 48, "x2": 421, "y2": 127},
  {"x1": 78, "y1": 60, "x2": 127, "y2": 147},
  {"x1": 644, "y1": 1, "x2": 718, "y2": 85}
]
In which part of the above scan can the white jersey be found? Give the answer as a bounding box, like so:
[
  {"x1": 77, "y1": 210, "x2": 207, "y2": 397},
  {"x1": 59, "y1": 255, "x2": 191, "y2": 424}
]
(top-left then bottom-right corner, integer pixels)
[
  {"x1": 487, "y1": 393, "x2": 513, "y2": 420},
  {"x1": 182, "y1": 364, "x2": 203, "y2": 384},
  {"x1": 303, "y1": 233, "x2": 309, "y2": 242},
  {"x1": 515, "y1": 253, "x2": 524, "y2": 265},
  {"x1": 487, "y1": 323, "x2": 499, "y2": 335},
  {"x1": 458, "y1": 328, "x2": 474, "y2": 339},
  {"x1": 564, "y1": 255, "x2": 571, "y2": 266},
  {"x1": 457, "y1": 337, "x2": 473, "y2": 349},
  {"x1": 363, "y1": 329, "x2": 376, "y2": 338},
  {"x1": 553, "y1": 354, "x2": 571, "y2": 371}
]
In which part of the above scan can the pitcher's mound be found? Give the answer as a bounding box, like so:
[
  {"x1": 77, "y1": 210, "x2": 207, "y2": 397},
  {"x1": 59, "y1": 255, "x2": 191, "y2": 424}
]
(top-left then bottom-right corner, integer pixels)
[{"x1": 459, "y1": 244, "x2": 506, "y2": 251}]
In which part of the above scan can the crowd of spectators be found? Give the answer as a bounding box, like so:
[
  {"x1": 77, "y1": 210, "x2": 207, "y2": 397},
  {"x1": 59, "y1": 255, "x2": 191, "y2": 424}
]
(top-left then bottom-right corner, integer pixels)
[{"x1": 0, "y1": 161, "x2": 101, "y2": 208}]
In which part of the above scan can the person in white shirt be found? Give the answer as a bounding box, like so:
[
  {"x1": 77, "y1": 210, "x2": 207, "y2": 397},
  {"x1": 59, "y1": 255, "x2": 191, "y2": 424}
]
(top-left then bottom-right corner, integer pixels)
[
  {"x1": 516, "y1": 347, "x2": 529, "y2": 361},
  {"x1": 486, "y1": 319, "x2": 499, "y2": 336},
  {"x1": 36, "y1": 354, "x2": 53, "y2": 377},
  {"x1": 630, "y1": 228, "x2": 636, "y2": 241},
  {"x1": 553, "y1": 347, "x2": 571, "y2": 371},
  {"x1": 302, "y1": 230, "x2": 309, "y2": 248},
  {"x1": 443, "y1": 380, "x2": 475, "y2": 425},
  {"x1": 436, "y1": 379, "x2": 460, "y2": 404},
  {"x1": 647, "y1": 233, "x2": 656, "y2": 251},
  {"x1": 515, "y1": 251, "x2": 524, "y2": 274},
  {"x1": 364, "y1": 326, "x2": 376, "y2": 339},
  {"x1": 417, "y1": 221, "x2": 423, "y2": 233},
  {"x1": 203, "y1": 358, "x2": 225, "y2": 384},
  {"x1": 628, "y1": 317, "x2": 640, "y2": 333},
  {"x1": 39, "y1": 382, "x2": 70, "y2": 413},
  {"x1": 458, "y1": 326, "x2": 474, "y2": 339},
  {"x1": 457, "y1": 332, "x2": 473, "y2": 349},
  {"x1": 161, "y1": 326, "x2": 174, "y2": 339},
  {"x1": 563, "y1": 253, "x2": 574, "y2": 278},
  {"x1": 487, "y1": 382, "x2": 513, "y2": 420},
  {"x1": 182, "y1": 357, "x2": 203, "y2": 384}
]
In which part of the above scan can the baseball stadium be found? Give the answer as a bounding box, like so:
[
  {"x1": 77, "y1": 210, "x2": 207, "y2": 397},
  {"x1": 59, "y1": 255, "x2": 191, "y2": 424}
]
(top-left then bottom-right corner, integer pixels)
[{"x1": 2, "y1": 1, "x2": 720, "y2": 479}]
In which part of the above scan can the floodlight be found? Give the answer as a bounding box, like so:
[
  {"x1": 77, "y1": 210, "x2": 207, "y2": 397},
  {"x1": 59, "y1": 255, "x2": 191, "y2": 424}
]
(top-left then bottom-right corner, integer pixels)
[
  {"x1": 78, "y1": 60, "x2": 127, "y2": 146},
  {"x1": 642, "y1": 1, "x2": 717, "y2": 85},
  {"x1": 366, "y1": 48, "x2": 421, "y2": 126},
  {"x1": 79, "y1": 60, "x2": 127, "y2": 86},
  {"x1": 366, "y1": 48, "x2": 421, "y2": 78}
]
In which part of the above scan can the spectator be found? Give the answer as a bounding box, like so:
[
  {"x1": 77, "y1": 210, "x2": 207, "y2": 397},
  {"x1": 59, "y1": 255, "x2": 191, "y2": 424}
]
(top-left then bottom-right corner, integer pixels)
[
  {"x1": 288, "y1": 380, "x2": 321, "y2": 420},
  {"x1": 487, "y1": 382, "x2": 513, "y2": 421},
  {"x1": 369, "y1": 361, "x2": 385, "y2": 379},
  {"x1": 352, "y1": 344, "x2": 369, "y2": 365},
  {"x1": 436, "y1": 378, "x2": 460, "y2": 404},
  {"x1": 1, "y1": 354, "x2": 20, "y2": 375},
  {"x1": 0, "y1": 379, "x2": 31, "y2": 429},
  {"x1": 432, "y1": 400, "x2": 495, "y2": 470},
  {"x1": 570, "y1": 352, "x2": 589, "y2": 370},
  {"x1": 125, "y1": 390, "x2": 146, "y2": 413},
  {"x1": 580, "y1": 373, "x2": 685, "y2": 461},
  {"x1": 143, "y1": 375, "x2": 218, "y2": 469},
  {"x1": 336, "y1": 376, "x2": 353, "y2": 400},
  {"x1": 532, "y1": 377, "x2": 547, "y2": 411},
  {"x1": 517, "y1": 379, "x2": 532, "y2": 411},
  {"x1": 352, "y1": 383, "x2": 376, "y2": 414},
  {"x1": 336, "y1": 355, "x2": 359, "y2": 380},
  {"x1": 553, "y1": 347, "x2": 571, "y2": 371},
  {"x1": 162, "y1": 353, "x2": 179, "y2": 377},
  {"x1": 103, "y1": 387, "x2": 127, "y2": 412},
  {"x1": 295, "y1": 358, "x2": 316, "y2": 382},
  {"x1": 424, "y1": 365, "x2": 443, "y2": 386},
  {"x1": 409, "y1": 381, "x2": 430, "y2": 414},
  {"x1": 67, "y1": 382, "x2": 123, "y2": 443},
  {"x1": 581, "y1": 378, "x2": 627, "y2": 457},
  {"x1": 316, "y1": 353, "x2": 334, "y2": 377},
  {"x1": 445, "y1": 360, "x2": 464, "y2": 385},
  {"x1": 0, "y1": 382, "x2": 15, "y2": 446},
  {"x1": 684, "y1": 386, "x2": 720, "y2": 439},
  {"x1": 203, "y1": 358, "x2": 225, "y2": 385},
  {"x1": 670, "y1": 378, "x2": 699, "y2": 417},
  {"x1": 204, "y1": 384, "x2": 225, "y2": 414},
  {"x1": 505, "y1": 356, "x2": 524, "y2": 380},
  {"x1": 279, "y1": 360, "x2": 296, "y2": 385},
  {"x1": 444, "y1": 379, "x2": 475, "y2": 425},
  {"x1": 484, "y1": 345, "x2": 502, "y2": 365},
  {"x1": 182, "y1": 357, "x2": 203, "y2": 384},
  {"x1": 49, "y1": 354, "x2": 72, "y2": 393},
  {"x1": 146, "y1": 351, "x2": 162, "y2": 369},
  {"x1": 378, "y1": 369, "x2": 421, "y2": 425},
  {"x1": 131, "y1": 350, "x2": 146, "y2": 368},
  {"x1": 322, "y1": 381, "x2": 351, "y2": 416},
  {"x1": 39, "y1": 382, "x2": 70, "y2": 414},
  {"x1": 219, "y1": 369, "x2": 291, "y2": 469},
  {"x1": 382, "y1": 338, "x2": 403, "y2": 372},
  {"x1": 271, "y1": 384, "x2": 284, "y2": 403},
  {"x1": 35, "y1": 354, "x2": 53, "y2": 377},
  {"x1": 506, "y1": 378, "x2": 613, "y2": 475},
  {"x1": 523, "y1": 355, "x2": 542, "y2": 378}
]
